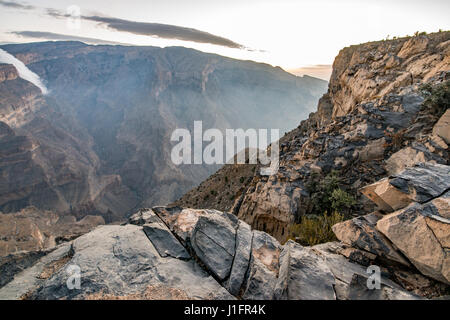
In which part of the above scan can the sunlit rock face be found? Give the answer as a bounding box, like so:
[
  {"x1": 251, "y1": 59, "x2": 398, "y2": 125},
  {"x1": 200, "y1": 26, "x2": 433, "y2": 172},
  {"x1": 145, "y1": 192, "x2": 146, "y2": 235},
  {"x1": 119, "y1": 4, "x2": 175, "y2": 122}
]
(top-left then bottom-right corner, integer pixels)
[
  {"x1": 0, "y1": 41, "x2": 327, "y2": 219},
  {"x1": 174, "y1": 32, "x2": 450, "y2": 243}
]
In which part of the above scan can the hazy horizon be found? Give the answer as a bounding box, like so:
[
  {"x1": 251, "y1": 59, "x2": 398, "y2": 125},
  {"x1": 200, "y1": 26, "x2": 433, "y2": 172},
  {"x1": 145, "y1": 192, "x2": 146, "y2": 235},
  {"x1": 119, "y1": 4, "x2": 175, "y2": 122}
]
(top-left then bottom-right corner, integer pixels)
[{"x1": 1, "y1": 0, "x2": 449, "y2": 80}]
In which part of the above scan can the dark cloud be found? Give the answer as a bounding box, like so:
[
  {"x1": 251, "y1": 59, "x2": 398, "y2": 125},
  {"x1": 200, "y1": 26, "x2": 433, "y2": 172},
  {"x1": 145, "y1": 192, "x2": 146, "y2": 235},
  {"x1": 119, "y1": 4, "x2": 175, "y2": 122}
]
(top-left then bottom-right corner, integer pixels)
[
  {"x1": 0, "y1": 0, "x2": 34, "y2": 10},
  {"x1": 45, "y1": 9, "x2": 246, "y2": 49},
  {"x1": 11, "y1": 31, "x2": 130, "y2": 46},
  {"x1": 82, "y1": 16, "x2": 246, "y2": 49}
]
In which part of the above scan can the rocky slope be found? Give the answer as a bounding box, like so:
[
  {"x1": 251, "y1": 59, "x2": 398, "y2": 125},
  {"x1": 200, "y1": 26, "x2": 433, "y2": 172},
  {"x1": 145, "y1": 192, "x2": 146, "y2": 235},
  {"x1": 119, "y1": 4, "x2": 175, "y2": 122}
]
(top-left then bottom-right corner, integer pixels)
[
  {"x1": 0, "y1": 41, "x2": 326, "y2": 222},
  {"x1": 175, "y1": 31, "x2": 450, "y2": 242},
  {"x1": 0, "y1": 162, "x2": 448, "y2": 300},
  {"x1": 0, "y1": 206, "x2": 105, "y2": 257}
]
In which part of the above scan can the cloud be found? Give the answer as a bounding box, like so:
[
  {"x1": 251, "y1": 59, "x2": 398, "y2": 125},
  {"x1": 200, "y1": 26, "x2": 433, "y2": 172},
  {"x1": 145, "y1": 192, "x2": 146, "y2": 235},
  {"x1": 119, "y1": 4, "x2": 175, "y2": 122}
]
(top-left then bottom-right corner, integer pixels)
[
  {"x1": 0, "y1": 0, "x2": 34, "y2": 10},
  {"x1": 288, "y1": 65, "x2": 332, "y2": 81},
  {"x1": 45, "y1": 9, "x2": 247, "y2": 50},
  {"x1": 0, "y1": 48, "x2": 48, "y2": 94},
  {"x1": 11, "y1": 31, "x2": 131, "y2": 46},
  {"x1": 83, "y1": 16, "x2": 246, "y2": 49}
]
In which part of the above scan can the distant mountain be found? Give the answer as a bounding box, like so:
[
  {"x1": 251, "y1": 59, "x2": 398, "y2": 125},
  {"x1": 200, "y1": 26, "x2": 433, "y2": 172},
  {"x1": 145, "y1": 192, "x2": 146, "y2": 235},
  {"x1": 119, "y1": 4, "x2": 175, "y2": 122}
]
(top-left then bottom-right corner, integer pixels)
[{"x1": 0, "y1": 41, "x2": 327, "y2": 220}]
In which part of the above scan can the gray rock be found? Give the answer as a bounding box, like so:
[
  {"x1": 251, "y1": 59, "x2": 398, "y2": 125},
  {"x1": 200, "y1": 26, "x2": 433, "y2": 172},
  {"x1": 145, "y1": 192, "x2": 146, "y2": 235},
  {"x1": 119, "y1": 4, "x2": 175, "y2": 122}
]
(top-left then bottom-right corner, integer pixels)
[
  {"x1": 274, "y1": 240, "x2": 336, "y2": 300},
  {"x1": 332, "y1": 212, "x2": 410, "y2": 265},
  {"x1": 226, "y1": 221, "x2": 252, "y2": 296},
  {"x1": 311, "y1": 242, "x2": 410, "y2": 299},
  {"x1": 377, "y1": 198, "x2": 450, "y2": 284},
  {"x1": 389, "y1": 163, "x2": 450, "y2": 203},
  {"x1": 0, "y1": 243, "x2": 72, "y2": 300},
  {"x1": 190, "y1": 214, "x2": 237, "y2": 281},
  {"x1": 242, "y1": 230, "x2": 281, "y2": 300},
  {"x1": 128, "y1": 208, "x2": 161, "y2": 225},
  {"x1": 345, "y1": 274, "x2": 422, "y2": 300},
  {"x1": 0, "y1": 249, "x2": 49, "y2": 288},
  {"x1": 131, "y1": 208, "x2": 191, "y2": 260},
  {"x1": 432, "y1": 109, "x2": 450, "y2": 144},
  {"x1": 142, "y1": 222, "x2": 190, "y2": 260},
  {"x1": 242, "y1": 257, "x2": 278, "y2": 300},
  {"x1": 27, "y1": 225, "x2": 233, "y2": 300}
]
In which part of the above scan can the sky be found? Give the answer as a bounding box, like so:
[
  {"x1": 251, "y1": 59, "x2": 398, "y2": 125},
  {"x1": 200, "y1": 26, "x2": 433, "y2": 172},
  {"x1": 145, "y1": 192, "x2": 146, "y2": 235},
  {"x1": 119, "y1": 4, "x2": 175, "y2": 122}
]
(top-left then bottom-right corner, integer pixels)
[{"x1": 0, "y1": 0, "x2": 449, "y2": 80}]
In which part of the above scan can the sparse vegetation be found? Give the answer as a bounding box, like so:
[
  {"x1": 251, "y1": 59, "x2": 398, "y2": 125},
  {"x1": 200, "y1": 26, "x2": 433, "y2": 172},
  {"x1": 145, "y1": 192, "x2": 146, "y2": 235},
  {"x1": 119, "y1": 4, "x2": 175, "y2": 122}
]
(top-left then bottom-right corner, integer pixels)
[
  {"x1": 306, "y1": 170, "x2": 355, "y2": 216},
  {"x1": 288, "y1": 211, "x2": 344, "y2": 246},
  {"x1": 420, "y1": 80, "x2": 450, "y2": 117}
]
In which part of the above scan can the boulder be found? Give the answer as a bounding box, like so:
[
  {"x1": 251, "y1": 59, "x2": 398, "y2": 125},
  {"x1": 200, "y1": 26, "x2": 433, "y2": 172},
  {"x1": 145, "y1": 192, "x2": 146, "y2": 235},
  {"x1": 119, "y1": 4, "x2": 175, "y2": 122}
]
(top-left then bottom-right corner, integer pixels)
[
  {"x1": 385, "y1": 147, "x2": 429, "y2": 175},
  {"x1": 377, "y1": 198, "x2": 450, "y2": 284},
  {"x1": 128, "y1": 208, "x2": 161, "y2": 225},
  {"x1": 226, "y1": 221, "x2": 252, "y2": 295},
  {"x1": 130, "y1": 208, "x2": 191, "y2": 260},
  {"x1": 312, "y1": 242, "x2": 408, "y2": 298},
  {"x1": 332, "y1": 212, "x2": 409, "y2": 265},
  {"x1": 344, "y1": 274, "x2": 422, "y2": 300},
  {"x1": 142, "y1": 223, "x2": 190, "y2": 260},
  {"x1": 242, "y1": 230, "x2": 281, "y2": 299},
  {"x1": 433, "y1": 109, "x2": 450, "y2": 144},
  {"x1": 274, "y1": 240, "x2": 336, "y2": 300},
  {"x1": 26, "y1": 225, "x2": 233, "y2": 300},
  {"x1": 191, "y1": 214, "x2": 237, "y2": 281},
  {"x1": 360, "y1": 178, "x2": 412, "y2": 212},
  {"x1": 152, "y1": 207, "x2": 206, "y2": 243},
  {"x1": 389, "y1": 163, "x2": 450, "y2": 203}
]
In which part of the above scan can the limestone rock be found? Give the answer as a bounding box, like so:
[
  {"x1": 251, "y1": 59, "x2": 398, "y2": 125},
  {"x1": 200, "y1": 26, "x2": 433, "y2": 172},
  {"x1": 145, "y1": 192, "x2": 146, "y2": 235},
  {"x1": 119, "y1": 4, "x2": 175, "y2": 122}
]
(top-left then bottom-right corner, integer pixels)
[
  {"x1": 332, "y1": 212, "x2": 409, "y2": 265},
  {"x1": 242, "y1": 230, "x2": 281, "y2": 299},
  {"x1": 312, "y1": 242, "x2": 396, "y2": 287},
  {"x1": 152, "y1": 206, "x2": 206, "y2": 243},
  {"x1": 274, "y1": 240, "x2": 336, "y2": 300},
  {"x1": 191, "y1": 214, "x2": 237, "y2": 281},
  {"x1": 128, "y1": 208, "x2": 161, "y2": 225},
  {"x1": 226, "y1": 221, "x2": 252, "y2": 295},
  {"x1": 389, "y1": 163, "x2": 450, "y2": 203},
  {"x1": 142, "y1": 223, "x2": 190, "y2": 260},
  {"x1": 0, "y1": 243, "x2": 73, "y2": 300},
  {"x1": 345, "y1": 274, "x2": 422, "y2": 300},
  {"x1": 360, "y1": 178, "x2": 412, "y2": 212},
  {"x1": 27, "y1": 225, "x2": 233, "y2": 300},
  {"x1": 377, "y1": 199, "x2": 450, "y2": 284},
  {"x1": 432, "y1": 108, "x2": 450, "y2": 144},
  {"x1": 385, "y1": 147, "x2": 430, "y2": 176}
]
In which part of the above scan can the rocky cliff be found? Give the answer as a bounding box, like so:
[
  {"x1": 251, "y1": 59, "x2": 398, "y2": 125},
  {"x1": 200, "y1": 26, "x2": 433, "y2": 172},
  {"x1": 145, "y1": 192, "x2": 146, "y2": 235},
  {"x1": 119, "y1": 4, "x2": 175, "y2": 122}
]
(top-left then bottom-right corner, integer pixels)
[
  {"x1": 175, "y1": 31, "x2": 450, "y2": 242},
  {"x1": 1, "y1": 162, "x2": 448, "y2": 300},
  {"x1": 0, "y1": 42, "x2": 326, "y2": 224},
  {"x1": 1, "y1": 33, "x2": 449, "y2": 301}
]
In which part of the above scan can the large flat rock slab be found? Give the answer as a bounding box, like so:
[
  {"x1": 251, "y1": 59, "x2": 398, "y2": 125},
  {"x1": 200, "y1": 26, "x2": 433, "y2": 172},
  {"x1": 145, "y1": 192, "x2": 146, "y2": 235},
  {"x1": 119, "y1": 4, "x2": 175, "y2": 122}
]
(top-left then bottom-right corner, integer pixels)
[
  {"x1": 25, "y1": 225, "x2": 233, "y2": 300},
  {"x1": 377, "y1": 196, "x2": 450, "y2": 284}
]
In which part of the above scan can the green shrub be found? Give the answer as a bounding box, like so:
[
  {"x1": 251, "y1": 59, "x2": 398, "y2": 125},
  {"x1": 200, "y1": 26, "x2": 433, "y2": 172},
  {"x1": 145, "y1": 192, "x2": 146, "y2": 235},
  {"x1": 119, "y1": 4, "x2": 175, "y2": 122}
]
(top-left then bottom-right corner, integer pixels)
[
  {"x1": 330, "y1": 188, "x2": 356, "y2": 211},
  {"x1": 306, "y1": 170, "x2": 355, "y2": 215},
  {"x1": 239, "y1": 177, "x2": 245, "y2": 183},
  {"x1": 288, "y1": 211, "x2": 344, "y2": 246},
  {"x1": 420, "y1": 80, "x2": 450, "y2": 117}
]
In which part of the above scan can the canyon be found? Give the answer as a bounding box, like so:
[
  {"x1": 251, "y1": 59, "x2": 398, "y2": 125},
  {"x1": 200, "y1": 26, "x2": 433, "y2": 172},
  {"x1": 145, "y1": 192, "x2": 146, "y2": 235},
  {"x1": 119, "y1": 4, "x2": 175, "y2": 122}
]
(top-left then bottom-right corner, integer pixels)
[
  {"x1": 0, "y1": 32, "x2": 449, "y2": 300},
  {"x1": 0, "y1": 41, "x2": 326, "y2": 256}
]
